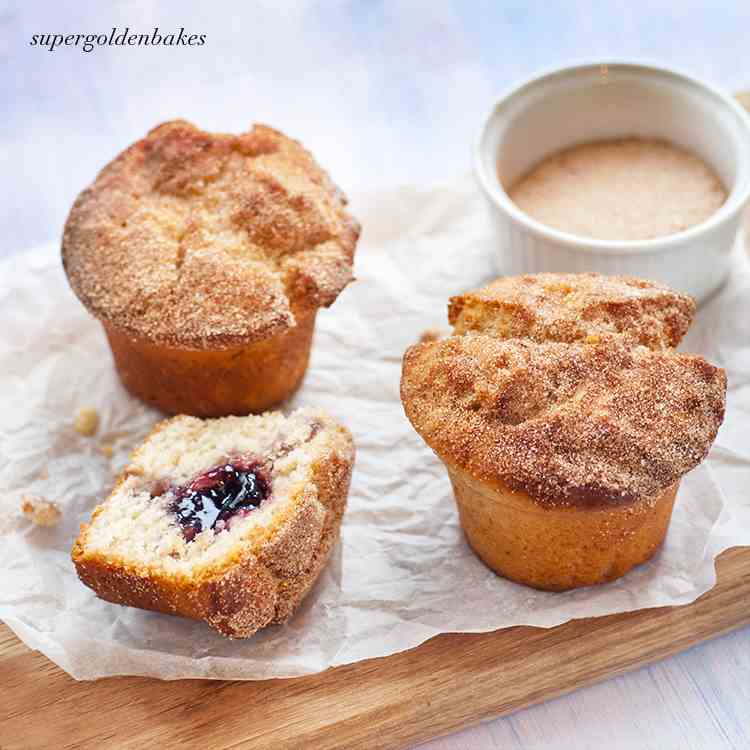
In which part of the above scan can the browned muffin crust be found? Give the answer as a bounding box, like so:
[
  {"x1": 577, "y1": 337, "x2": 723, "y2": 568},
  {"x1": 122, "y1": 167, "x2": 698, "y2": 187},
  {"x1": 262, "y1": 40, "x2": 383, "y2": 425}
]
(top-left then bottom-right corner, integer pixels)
[
  {"x1": 449, "y1": 272, "x2": 696, "y2": 349},
  {"x1": 401, "y1": 335, "x2": 726, "y2": 507},
  {"x1": 62, "y1": 121, "x2": 360, "y2": 349}
]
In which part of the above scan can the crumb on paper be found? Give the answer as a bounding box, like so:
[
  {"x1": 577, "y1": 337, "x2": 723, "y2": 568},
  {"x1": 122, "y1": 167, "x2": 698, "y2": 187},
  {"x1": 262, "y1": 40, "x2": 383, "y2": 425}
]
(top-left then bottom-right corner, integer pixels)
[
  {"x1": 419, "y1": 328, "x2": 447, "y2": 344},
  {"x1": 100, "y1": 442, "x2": 114, "y2": 458},
  {"x1": 74, "y1": 407, "x2": 100, "y2": 436},
  {"x1": 38, "y1": 467, "x2": 49, "y2": 480},
  {"x1": 21, "y1": 495, "x2": 62, "y2": 527}
]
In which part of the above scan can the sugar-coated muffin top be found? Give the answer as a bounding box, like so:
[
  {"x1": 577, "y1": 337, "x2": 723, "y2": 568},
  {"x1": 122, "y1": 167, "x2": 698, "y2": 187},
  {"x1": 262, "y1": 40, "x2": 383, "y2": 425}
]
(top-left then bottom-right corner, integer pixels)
[
  {"x1": 449, "y1": 272, "x2": 695, "y2": 350},
  {"x1": 401, "y1": 335, "x2": 726, "y2": 506},
  {"x1": 62, "y1": 121, "x2": 360, "y2": 349}
]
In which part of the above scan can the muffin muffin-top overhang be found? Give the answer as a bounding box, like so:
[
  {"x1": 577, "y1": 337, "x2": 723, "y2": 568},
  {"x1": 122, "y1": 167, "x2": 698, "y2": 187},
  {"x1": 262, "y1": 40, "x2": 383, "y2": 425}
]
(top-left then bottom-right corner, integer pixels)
[
  {"x1": 401, "y1": 335, "x2": 726, "y2": 507},
  {"x1": 62, "y1": 120, "x2": 360, "y2": 349}
]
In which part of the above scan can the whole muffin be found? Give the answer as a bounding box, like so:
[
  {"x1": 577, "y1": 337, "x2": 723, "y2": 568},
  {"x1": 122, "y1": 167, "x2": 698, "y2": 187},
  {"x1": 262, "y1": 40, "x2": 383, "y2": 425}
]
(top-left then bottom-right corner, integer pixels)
[
  {"x1": 62, "y1": 121, "x2": 359, "y2": 417},
  {"x1": 401, "y1": 273, "x2": 726, "y2": 591}
]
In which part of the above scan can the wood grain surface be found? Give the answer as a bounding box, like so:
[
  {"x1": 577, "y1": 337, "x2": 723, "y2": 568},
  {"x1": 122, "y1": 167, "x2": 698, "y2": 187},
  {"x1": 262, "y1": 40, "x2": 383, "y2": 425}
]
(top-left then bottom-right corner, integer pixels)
[{"x1": 2, "y1": 547, "x2": 749, "y2": 750}]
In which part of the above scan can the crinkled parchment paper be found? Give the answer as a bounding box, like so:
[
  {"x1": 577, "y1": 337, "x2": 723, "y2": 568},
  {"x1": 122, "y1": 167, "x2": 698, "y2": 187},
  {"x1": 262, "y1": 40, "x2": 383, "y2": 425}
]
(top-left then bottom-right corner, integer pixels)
[{"x1": 1, "y1": 178, "x2": 749, "y2": 680}]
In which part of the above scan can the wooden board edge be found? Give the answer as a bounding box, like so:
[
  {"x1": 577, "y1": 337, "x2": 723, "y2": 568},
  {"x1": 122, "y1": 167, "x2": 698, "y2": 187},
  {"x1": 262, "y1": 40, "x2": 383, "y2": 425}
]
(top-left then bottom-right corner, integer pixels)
[
  {"x1": 3, "y1": 547, "x2": 749, "y2": 750},
  {"x1": 316, "y1": 546, "x2": 750, "y2": 750}
]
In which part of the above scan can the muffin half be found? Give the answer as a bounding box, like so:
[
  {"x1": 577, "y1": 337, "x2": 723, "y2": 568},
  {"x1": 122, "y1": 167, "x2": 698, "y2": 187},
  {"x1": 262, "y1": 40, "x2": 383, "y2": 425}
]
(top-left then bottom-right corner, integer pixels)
[
  {"x1": 62, "y1": 121, "x2": 359, "y2": 416},
  {"x1": 72, "y1": 408, "x2": 354, "y2": 637}
]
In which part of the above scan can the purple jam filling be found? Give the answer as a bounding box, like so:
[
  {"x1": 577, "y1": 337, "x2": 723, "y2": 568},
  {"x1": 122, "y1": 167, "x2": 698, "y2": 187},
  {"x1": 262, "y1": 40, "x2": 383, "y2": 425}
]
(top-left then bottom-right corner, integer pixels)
[{"x1": 167, "y1": 459, "x2": 270, "y2": 541}]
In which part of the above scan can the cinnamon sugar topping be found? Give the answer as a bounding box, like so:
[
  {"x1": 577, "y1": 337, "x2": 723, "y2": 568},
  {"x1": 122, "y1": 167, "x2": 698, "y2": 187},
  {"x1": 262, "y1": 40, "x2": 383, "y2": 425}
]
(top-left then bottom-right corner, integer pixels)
[
  {"x1": 401, "y1": 334, "x2": 726, "y2": 506},
  {"x1": 449, "y1": 272, "x2": 695, "y2": 349},
  {"x1": 62, "y1": 121, "x2": 359, "y2": 349}
]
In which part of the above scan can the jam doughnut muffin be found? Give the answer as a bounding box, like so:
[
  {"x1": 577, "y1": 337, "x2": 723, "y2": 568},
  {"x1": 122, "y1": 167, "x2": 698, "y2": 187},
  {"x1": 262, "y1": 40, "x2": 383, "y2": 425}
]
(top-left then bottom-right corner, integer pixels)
[
  {"x1": 72, "y1": 408, "x2": 354, "y2": 637},
  {"x1": 62, "y1": 121, "x2": 359, "y2": 417},
  {"x1": 449, "y1": 272, "x2": 695, "y2": 349},
  {"x1": 401, "y1": 335, "x2": 725, "y2": 590}
]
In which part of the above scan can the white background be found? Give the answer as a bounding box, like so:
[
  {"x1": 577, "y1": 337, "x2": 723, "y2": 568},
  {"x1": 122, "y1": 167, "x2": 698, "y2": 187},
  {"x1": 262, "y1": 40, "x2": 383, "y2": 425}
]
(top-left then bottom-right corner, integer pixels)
[{"x1": 3, "y1": 2, "x2": 749, "y2": 748}]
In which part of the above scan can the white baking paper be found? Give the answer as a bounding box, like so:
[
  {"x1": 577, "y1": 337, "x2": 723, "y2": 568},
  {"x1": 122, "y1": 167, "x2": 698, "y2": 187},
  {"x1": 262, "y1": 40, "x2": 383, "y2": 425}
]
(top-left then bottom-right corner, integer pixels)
[{"x1": 1, "y1": 177, "x2": 749, "y2": 681}]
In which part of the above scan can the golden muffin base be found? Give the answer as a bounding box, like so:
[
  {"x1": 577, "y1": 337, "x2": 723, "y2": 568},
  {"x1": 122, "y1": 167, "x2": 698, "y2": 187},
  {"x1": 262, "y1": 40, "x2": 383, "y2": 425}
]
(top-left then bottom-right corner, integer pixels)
[
  {"x1": 446, "y1": 462, "x2": 678, "y2": 591},
  {"x1": 103, "y1": 310, "x2": 316, "y2": 417}
]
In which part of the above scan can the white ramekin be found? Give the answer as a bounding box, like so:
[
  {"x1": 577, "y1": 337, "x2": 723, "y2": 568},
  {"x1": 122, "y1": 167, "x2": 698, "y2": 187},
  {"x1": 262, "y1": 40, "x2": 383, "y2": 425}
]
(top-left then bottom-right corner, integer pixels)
[{"x1": 475, "y1": 62, "x2": 750, "y2": 303}]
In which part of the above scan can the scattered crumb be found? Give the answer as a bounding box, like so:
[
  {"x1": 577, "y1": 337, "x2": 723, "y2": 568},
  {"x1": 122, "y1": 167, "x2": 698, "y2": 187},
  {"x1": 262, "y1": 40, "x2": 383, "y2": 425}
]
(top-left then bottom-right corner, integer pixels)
[
  {"x1": 584, "y1": 334, "x2": 601, "y2": 344},
  {"x1": 38, "y1": 467, "x2": 49, "y2": 480},
  {"x1": 100, "y1": 442, "x2": 114, "y2": 458},
  {"x1": 419, "y1": 328, "x2": 447, "y2": 344},
  {"x1": 74, "y1": 407, "x2": 100, "y2": 436},
  {"x1": 21, "y1": 495, "x2": 62, "y2": 527}
]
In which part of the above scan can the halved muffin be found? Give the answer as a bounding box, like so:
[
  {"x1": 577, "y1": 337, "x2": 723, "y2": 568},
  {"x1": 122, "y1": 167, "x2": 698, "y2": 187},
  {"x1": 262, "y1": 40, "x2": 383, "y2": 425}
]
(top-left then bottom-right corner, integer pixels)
[
  {"x1": 401, "y1": 334, "x2": 725, "y2": 590},
  {"x1": 72, "y1": 408, "x2": 354, "y2": 637},
  {"x1": 449, "y1": 272, "x2": 695, "y2": 349},
  {"x1": 62, "y1": 121, "x2": 360, "y2": 417}
]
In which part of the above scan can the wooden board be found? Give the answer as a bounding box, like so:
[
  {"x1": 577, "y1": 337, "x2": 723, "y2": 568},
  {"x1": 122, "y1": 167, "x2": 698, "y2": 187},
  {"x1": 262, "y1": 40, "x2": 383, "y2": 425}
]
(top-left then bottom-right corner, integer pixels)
[{"x1": 2, "y1": 546, "x2": 749, "y2": 750}]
